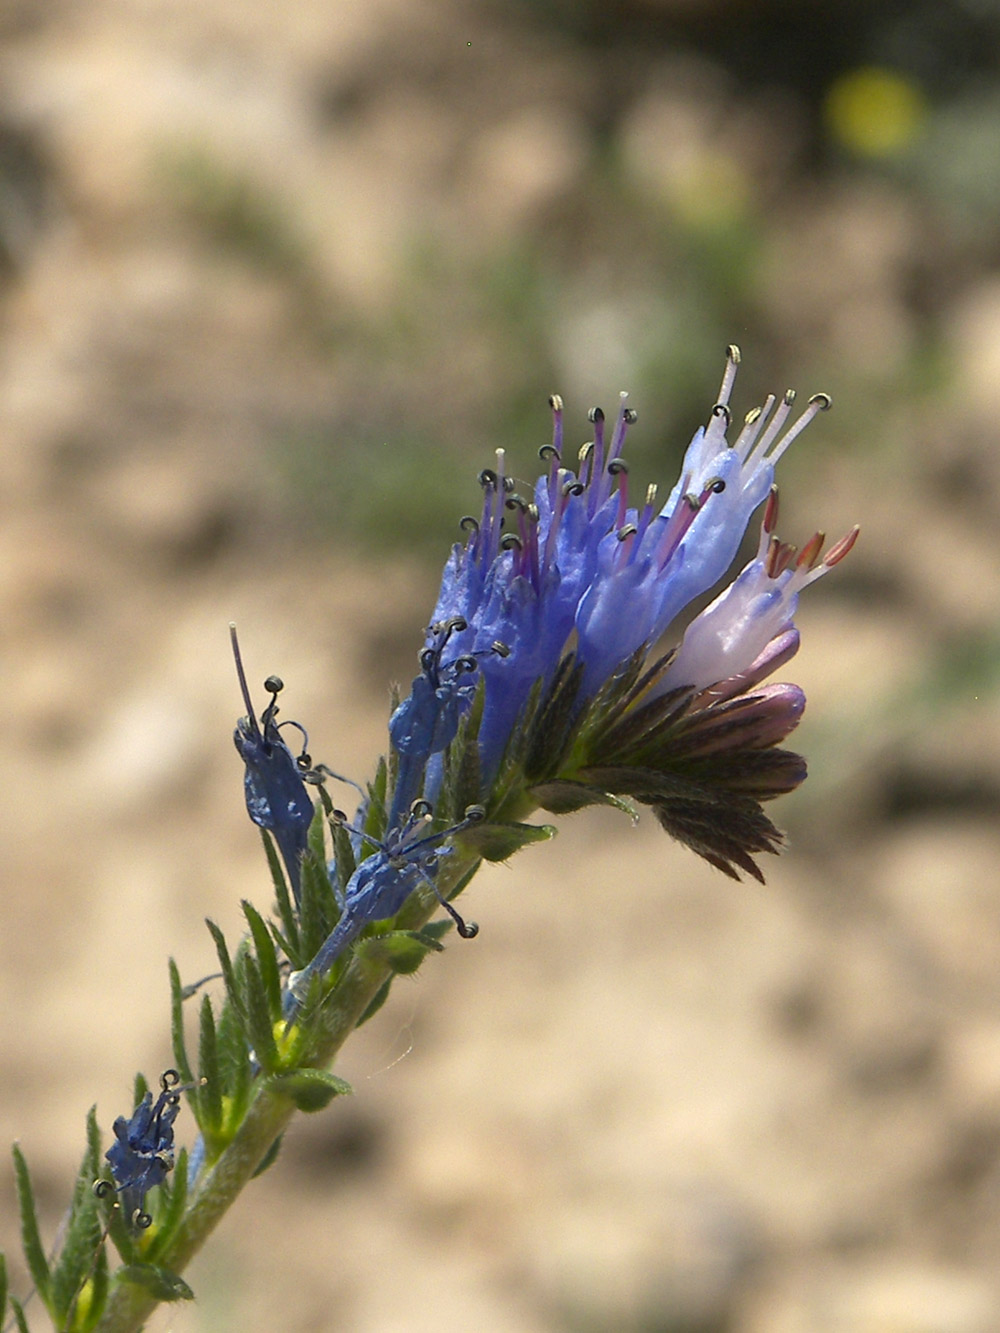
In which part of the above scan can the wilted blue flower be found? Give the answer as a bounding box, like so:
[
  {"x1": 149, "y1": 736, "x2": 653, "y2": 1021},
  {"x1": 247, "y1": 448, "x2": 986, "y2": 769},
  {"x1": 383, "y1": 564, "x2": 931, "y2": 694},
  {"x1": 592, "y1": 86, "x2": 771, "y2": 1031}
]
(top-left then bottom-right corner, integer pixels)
[
  {"x1": 104, "y1": 1072, "x2": 183, "y2": 1228},
  {"x1": 231, "y1": 625, "x2": 315, "y2": 905}
]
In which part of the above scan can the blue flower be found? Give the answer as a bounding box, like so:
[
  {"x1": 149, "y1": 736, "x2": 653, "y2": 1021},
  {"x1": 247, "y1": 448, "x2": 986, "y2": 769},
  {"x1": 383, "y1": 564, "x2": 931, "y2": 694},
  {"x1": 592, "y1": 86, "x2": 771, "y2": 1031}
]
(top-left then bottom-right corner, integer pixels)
[
  {"x1": 231, "y1": 626, "x2": 315, "y2": 905},
  {"x1": 417, "y1": 347, "x2": 850, "y2": 785},
  {"x1": 104, "y1": 1073, "x2": 183, "y2": 1228},
  {"x1": 287, "y1": 802, "x2": 483, "y2": 1012}
]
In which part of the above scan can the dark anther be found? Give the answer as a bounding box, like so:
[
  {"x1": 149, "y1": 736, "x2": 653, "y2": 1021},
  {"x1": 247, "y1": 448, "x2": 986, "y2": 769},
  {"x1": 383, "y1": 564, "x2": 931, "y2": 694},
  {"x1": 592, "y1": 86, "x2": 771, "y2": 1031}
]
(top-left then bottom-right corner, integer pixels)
[
  {"x1": 454, "y1": 655, "x2": 478, "y2": 672},
  {"x1": 445, "y1": 616, "x2": 468, "y2": 633},
  {"x1": 331, "y1": 807, "x2": 349, "y2": 823},
  {"x1": 463, "y1": 804, "x2": 487, "y2": 822},
  {"x1": 505, "y1": 494, "x2": 528, "y2": 513},
  {"x1": 561, "y1": 479, "x2": 585, "y2": 497},
  {"x1": 727, "y1": 343, "x2": 742, "y2": 364},
  {"x1": 160, "y1": 1069, "x2": 181, "y2": 1091},
  {"x1": 133, "y1": 1209, "x2": 153, "y2": 1230},
  {"x1": 491, "y1": 640, "x2": 510, "y2": 658},
  {"x1": 623, "y1": 408, "x2": 638, "y2": 425},
  {"x1": 263, "y1": 676, "x2": 284, "y2": 695},
  {"x1": 539, "y1": 444, "x2": 560, "y2": 461},
  {"x1": 588, "y1": 407, "x2": 605, "y2": 423},
  {"x1": 711, "y1": 403, "x2": 732, "y2": 424},
  {"x1": 808, "y1": 392, "x2": 832, "y2": 410},
  {"x1": 420, "y1": 647, "x2": 436, "y2": 671},
  {"x1": 410, "y1": 799, "x2": 433, "y2": 820},
  {"x1": 93, "y1": 1179, "x2": 115, "y2": 1200},
  {"x1": 500, "y1": 533, "x2": 523, "y2": 551},
  {"x1": 607, "y1": 458, "x2": 629, "y2": 475},
  {"x1": 296, "y1": 752, "x2": 313, "y2": 772},
  {"x1": 502, "y1": 476, "x2": 516, "y2": 494},
  {"x1": 616, "y1": 523, "x2": 638, "y2": 541},
  {"x1": 527, "y1": 503, "x2": 539, "y2": 522},
  {"x1": 578, "y1": 441, "x2": 593, "y2": 463},
  {"x1": 478, "y1": 468, "x2": 498, "y2": 489},
  {"x1": 548, "y1": 394, "x2": 564, "y2": 411},
  {"x1": 783, "y1": 389, "x2": 797, "y2": 406},
  {"x1": 459, "y1": 515, "x2": 479, "y2": 533},
  {"x1": 456, "y1": 917, "x2": 480, "y2": 939},
  {"x1": 708, "y1": 477, "x2": 726, "y2": 494}
]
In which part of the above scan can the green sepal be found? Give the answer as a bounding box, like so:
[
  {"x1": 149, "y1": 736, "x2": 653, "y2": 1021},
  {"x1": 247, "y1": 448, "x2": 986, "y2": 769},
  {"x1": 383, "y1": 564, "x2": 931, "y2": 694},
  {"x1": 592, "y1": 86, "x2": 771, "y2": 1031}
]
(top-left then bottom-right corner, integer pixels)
[
  {"x1": 97, "y1": 1181, "x2": 139, "y2": 1266},
  {"x1": 364, "y1": 756, "x2": 389, "y2": 844},
  {"x1": 8, "y1": 1295, "x2": 29, "y2": 1333},
  {"x1": 357, "y1": 929, "x2": 445, "y2": 976},
  {"x1": 523, "y1": 654, "x2": 584, "y2": 782},
  {"x1": 239, "y1": 950, "x2": 279, "y2": 1073},
  {"x1": 330, "y1": 815, "x2": 356, "y2": 899},
  {"x1": 168, "y1": 960, "x2": 195, "y2": 1090},
  {"x1": 50, "y1": 1107, "x2": 105, "y2": 1328},
  {"x1": 205, "y1": 920, "x2": 242, "y2": 1021},
  {"x1": 268, "y1": 1068, "x2": 353, "y2": 1112},
  {"x1": 242, "y1": 900, "x2": 282, "y2": 1017},
  {"x1": 261, "y1": 829, "x2": 299, "y2": 958},
  {"x1": 251, "y1": 1134, "x2": 283, "y2": 1179},
  {"x1": 116, "y1": 1264, "x2": 194, "y2": 1303},
  {"x1": 530, "y1": 779, "x2": 639, "y2": 817},
  {"x1": 197, "y1": 996, "x2": 223, "y2": 1134},
  {"x1": 12, "y1": 1145, "x2": 51, "y2": 1308},
  {"x1": 457, "y1": 819, "x2": 556, "y2": 861}
]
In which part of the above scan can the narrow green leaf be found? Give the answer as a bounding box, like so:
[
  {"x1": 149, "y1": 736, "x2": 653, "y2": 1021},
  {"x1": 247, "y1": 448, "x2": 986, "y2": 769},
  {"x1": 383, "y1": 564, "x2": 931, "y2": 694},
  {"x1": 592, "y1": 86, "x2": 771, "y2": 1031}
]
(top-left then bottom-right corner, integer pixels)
[
  {"x1": 168, "y1": 960, "x2": 195, "y2": 1090},
  {"x1": 215, "y1": 997, "x2": 252, "y2": 1120},
  {"x1": 117, "y1": 1264, "x2": 194, "y2": 1302},
  {"x1": 261, "y1": 829, "x2": 299, "y2": 957},
  {"x1": 142, "y1": 1148, "x2": 188, "y2": 1264},
  {"x1": 0, "y1": 1251, "x2": 8, "y2": 1326},
  {"x1": 298, "y1": 847, "x2": 339, "y2": 958},
  {"x1": 358, "y1": 930, "x2": 443, "y2": 976},
  {"x1": 306, "y1": 798, "x2": 326, "y2": 863},
  {"x1": 51, "y1": 1107, "x2": 105, "y2": 1324},
  {"x1": 269, "y1": 1068, "x2": 353, "y2": 1112},
  {"x1": 241, "y1": 900, "x2": 281, "y2": 1017},
  {"x1": 330, "y1": 817, "x2": 356, "y2": 898},
  {"x1": 12, "y1": 1145, "x2": 50, "y2": 1305},
  {"x1": 8, "y1": 1295, "x2": 29, "y2": 1333},
  {"x1": 198, "y1": 996, "x2": 223, "y2": 1133},
  {"x1": 205, "y1": 920, "x2": 243, "y2": 1019},
  {"x1": 250, "y1": 1134, "x2": 283, "y2": 1179},
  {"x1": 239, "y1": 951, "x2": 279, "y2": 1073}
]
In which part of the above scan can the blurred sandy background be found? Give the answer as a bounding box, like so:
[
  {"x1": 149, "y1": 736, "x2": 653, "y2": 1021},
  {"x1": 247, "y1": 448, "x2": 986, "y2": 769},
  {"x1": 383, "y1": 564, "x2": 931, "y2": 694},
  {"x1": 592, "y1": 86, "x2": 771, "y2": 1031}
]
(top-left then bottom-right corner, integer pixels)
[{"x1": 1, "y1": 1, "x2": 1000, "y2": 1330}]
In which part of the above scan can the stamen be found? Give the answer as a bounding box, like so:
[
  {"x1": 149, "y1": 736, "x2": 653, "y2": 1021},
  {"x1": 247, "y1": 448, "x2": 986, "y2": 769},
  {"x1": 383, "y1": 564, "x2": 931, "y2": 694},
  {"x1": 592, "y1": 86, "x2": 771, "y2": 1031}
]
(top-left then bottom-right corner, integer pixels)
[
  {"x1": 796, "y1": 531, "x2": 825, "y2": 572},
  {"x1": 766, "y1": 392, "x2": 832, "y2": 468},
  {"x1": 731, "y1": 395, "x2": 775, "y2": 459}
]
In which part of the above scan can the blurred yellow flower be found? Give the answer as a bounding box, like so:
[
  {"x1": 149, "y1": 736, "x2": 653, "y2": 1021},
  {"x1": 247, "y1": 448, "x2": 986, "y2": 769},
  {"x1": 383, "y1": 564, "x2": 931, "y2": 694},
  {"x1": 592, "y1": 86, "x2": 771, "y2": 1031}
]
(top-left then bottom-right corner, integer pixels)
[{"x1": 825, "y1": 67, "x2": 927, "y2": 158}]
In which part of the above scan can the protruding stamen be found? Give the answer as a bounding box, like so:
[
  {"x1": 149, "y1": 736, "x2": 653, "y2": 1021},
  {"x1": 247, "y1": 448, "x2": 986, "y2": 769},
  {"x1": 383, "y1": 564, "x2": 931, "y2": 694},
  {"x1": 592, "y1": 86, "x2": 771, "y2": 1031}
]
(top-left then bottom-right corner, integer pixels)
[
  {"x1": 763, "y1": 485, "x2": 780, "y2": 535},
  {"x1": 822, "y1": 524, "x2": 859, "y2": 568},
  {"x1": 797, "y1": 531, "x2": 825, "y2": 571},
  {"x1": 766, "y1": 392, "x2": 832, "y2": 467}
]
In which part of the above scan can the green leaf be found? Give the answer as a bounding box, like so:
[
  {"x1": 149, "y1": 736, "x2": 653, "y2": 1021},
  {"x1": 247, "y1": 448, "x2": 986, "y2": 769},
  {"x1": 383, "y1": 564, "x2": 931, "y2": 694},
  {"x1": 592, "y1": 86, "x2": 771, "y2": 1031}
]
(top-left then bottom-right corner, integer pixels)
[
  {"x1": 269, "y1": 1069, "x2": 353, "y2": 1112},
  {"x1": 51, "y1": 1107, "x2": 105, "y2": 1326},
  {"x1": 330, "y1": 816, "x2": 356, "y2": 899},
  {"x1": 242, "y1": 900, "x2": 282, "y2": 1017},
  {"x1": 117, "y1": 1264, "x2": 194, "y2": 1302},
  {"x1": 306, "y1": 797, "x2": 326, "y2": 862},
  {"x1": 197, "y1": 996, "x2": 223, "y2": 1134},
  {"x1": 143, "y1": 1147, "x2": 188, "y2": 1263},
  {"x1": 261, "y1": 829, "x2": 299, "y2": 958},
  {"x1": 251, "y1": 1134, "x2": 283, "y2": 1179},
  {"x1": 239, "y1": 951, "x2": 279, "y2": 1073},
  {"x1": 530, "y1": 779, "x2": 639, "y2": 817},
  {"x1": 8, "y1": 1295, "x2": 29, "y2": 1333},
  {"x1": 298, "y1": 848, "x2": 340, "y2": 958},
  {"x1": 168, "y1": 960, "x2": 195, "y2": 1087},
  {"x1": 12, "y1": 1145, "x2": 50, "y2": 1306},
  {"x1": 456, "y1": 819, "x2": 556, "y2": 861},
  {"x1": 205, "y1": 920, "x2": 243, "y2": 1020},
  {"x1": 215, "y1": 998, "x2": 252, "y2": 1119},
  {"x1": 0, "y1": 1251, "x2": 8, "y2": 1325}
]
